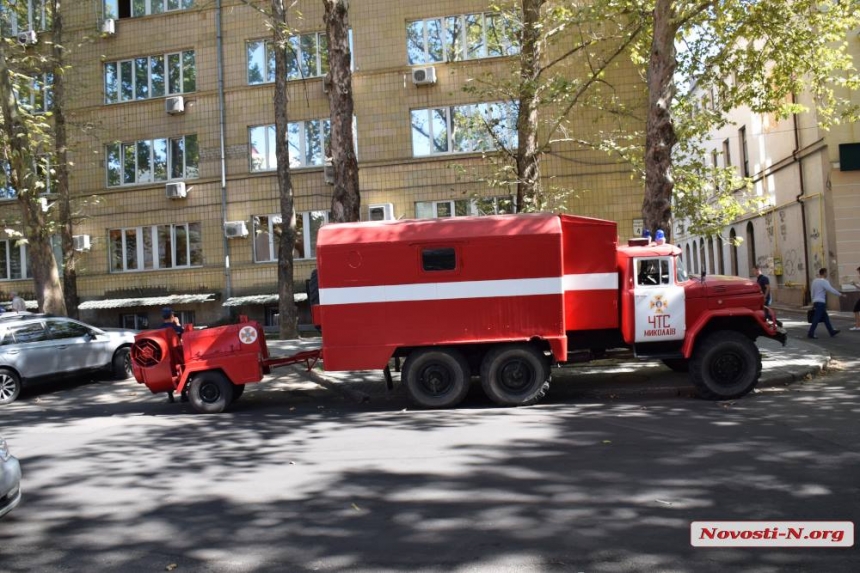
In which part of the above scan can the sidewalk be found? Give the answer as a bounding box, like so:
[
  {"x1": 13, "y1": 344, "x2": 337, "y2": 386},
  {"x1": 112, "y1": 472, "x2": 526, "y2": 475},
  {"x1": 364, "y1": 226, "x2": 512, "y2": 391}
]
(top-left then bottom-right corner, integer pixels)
[{"x1": 264, "y1": 334, "x2": 831, "y2": 403}]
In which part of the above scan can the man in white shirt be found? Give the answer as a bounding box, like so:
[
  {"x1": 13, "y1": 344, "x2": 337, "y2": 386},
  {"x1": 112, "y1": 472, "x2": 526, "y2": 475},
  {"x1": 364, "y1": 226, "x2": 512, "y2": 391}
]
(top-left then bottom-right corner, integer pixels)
[{"x1": 808, "y1": 268, "x2": 845, "y2": 339}]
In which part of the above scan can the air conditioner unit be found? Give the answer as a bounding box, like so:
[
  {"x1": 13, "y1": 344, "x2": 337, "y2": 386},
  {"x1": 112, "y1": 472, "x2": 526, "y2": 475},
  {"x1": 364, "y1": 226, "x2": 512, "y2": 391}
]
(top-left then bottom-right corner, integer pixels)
[
  {"x1": 101, "y1": 18, "x2": 116, "y2": 36},
  {"x1": 73, "y1": 235, "x2": 92, "y2": 252},
  {"x1": 17, "y1": 30, "x2": 37, "y2": 46},
  {"x1": 411, "y1": 66, "x2": 437, "y2": 86},
  {"x1": 323, "y1": 162, "x2": 335, "y2": 185},
  {"x1": 165, "y1": 182, "x2": 187, "y2": 199},
  {"x1": 224, "y1": 221, "x2": 249, "y2": 239},
  {"x1": 368, "y1": 203, "x2": 394, "y2": 221},
  {"x1": 322, "y1": 75, "x2": 332, "y2": 94},
  {"x1": 165, "y1": 95, "x2": 185, "y2": 115}
]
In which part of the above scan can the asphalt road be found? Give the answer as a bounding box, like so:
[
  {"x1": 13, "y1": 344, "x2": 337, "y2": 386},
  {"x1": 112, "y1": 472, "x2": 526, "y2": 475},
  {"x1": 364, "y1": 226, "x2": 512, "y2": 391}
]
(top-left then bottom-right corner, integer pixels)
[{"x1": 0, "y1": 316, "x2": 858, "y2": 572}]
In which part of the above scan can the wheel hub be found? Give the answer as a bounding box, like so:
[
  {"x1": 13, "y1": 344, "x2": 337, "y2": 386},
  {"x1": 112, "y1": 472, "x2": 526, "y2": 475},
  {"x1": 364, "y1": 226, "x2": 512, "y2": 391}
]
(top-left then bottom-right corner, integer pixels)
[
  {"x1": 499, "y1": 359, "x2": 535, "y2": 393},
  {"x1": 419, "y1": 364, "x2": 454, "y2": 396},
  {"x1": 200, "y1": 382, "x2": 221, "y2": 403},
  {"x1": 711, "y1": 352, "x2": 744, "y2": 385}
]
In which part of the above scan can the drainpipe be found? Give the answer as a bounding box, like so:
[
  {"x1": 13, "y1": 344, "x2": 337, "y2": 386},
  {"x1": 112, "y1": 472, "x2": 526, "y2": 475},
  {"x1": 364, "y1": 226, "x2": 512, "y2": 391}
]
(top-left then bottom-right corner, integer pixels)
[
  {"x1": 216, "y1": 0, "x2": 232, "y2": 309},
  {"x1": 792, "y1": 96, "x2": 811, "y2": 305}
]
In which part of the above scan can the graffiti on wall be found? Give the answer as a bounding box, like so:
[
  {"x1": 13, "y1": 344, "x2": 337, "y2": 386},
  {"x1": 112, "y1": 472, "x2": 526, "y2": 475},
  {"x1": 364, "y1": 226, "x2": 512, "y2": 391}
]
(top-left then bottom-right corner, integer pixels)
[
  {"x1": 782, "y1": 249, "x2": 804, "y2": 279},
  {"x1": 779, "y1": 210, "x2": 788, "y2": 242}
]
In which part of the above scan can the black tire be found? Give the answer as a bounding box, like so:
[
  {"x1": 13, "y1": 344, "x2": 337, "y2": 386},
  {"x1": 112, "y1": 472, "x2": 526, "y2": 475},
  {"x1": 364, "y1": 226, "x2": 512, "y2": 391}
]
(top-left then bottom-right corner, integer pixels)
[
  {"x1": 308, "y1": 269, "x2": 320, "y2": 307},
  {"x1": 402, "y1": 348, "x2": 471, "y2": 408},
  {"x1": 480, "y1": 344, "x2": 550, "y2": 406},
  {"x1": 689, "y1": 331, "x2": 761, "y2": 400},
  {"x1": 231, "y1": 383, "x2": 246, "y2": 403},
  {"x1": 661, "y1": 358, "x2": 689, "y2": 373},
  {"x1": 0, "y1": 368, "x2": 21, "y2": 405},
  {"x1": 112, "y1": 347, "x2": 133, "y2": 380},
  {"x1": 188, "y1": 371, "x2": 234, "y2": 414}
]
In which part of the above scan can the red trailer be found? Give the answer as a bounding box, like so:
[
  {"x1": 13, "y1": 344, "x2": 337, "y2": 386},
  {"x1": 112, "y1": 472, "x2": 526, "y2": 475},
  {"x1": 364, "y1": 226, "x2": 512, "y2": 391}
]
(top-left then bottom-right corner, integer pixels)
[{"x1": 132, "y1": 213, "x2": 785, "y2": 413}]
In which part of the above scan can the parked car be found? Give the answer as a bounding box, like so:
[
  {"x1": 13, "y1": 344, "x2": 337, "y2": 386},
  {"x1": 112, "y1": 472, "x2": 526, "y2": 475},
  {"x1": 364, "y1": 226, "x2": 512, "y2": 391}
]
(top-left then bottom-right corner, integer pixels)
[
  {"x1": 0, "y1": 315, "x2": 136, "y2": 405},
  {"x1": 0, "y1": 437, "x2": 22, "y2": 518}
]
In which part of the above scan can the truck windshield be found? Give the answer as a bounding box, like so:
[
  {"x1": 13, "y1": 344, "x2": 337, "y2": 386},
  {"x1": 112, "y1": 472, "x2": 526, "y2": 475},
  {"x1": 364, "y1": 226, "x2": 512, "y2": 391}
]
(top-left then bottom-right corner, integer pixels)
[{"x1": 676, "y1": 256, "x2": 689, "y2": 282}]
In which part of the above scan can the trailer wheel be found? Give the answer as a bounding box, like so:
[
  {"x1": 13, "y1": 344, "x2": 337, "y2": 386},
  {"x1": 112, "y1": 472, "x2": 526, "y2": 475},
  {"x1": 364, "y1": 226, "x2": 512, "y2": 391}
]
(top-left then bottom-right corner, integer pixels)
[
  {"x1": 402, "y1": 348, "x2": 471, "y2": 408},
  {"x1": 689, "y1": 332, "x2": 761, "y2": 400},
  {"x1": 661, "y1": 358, "x2": 689, "y2": 373},
  {"x1": 481, "y1": 344, "x2": 549, "y2": 406},
  {"x1": 188, "y1": 371, "x2": 234, "y2": 414},
  {"x1": 0, "y1": 368, "x2": 21, "y2": 405},
  {"x1": 231, "y1": 383, "x2": 246, "y2": 403}
]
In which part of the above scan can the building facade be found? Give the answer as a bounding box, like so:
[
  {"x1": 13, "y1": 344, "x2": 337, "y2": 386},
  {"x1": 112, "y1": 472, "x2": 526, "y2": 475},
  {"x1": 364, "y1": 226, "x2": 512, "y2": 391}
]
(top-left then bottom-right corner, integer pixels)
[{"x1": 1, "y1": 0, "x2": 646, "y2": 329}]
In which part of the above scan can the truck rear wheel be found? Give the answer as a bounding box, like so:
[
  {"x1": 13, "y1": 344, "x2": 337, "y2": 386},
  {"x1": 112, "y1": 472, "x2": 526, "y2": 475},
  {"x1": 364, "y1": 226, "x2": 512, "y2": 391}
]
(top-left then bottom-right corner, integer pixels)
[
  {"x1": 188, "y1": 371, "x2": 234, "y2": 414},
  {"x1": 402, "y1": 348, "x2": 471, "y2": 408},
  {"x1": 690, "y1": 332, "x2": 761, "y2": 400},
  {"x1": 481, "y1": 344, "x2": 550, "y2": 406}
]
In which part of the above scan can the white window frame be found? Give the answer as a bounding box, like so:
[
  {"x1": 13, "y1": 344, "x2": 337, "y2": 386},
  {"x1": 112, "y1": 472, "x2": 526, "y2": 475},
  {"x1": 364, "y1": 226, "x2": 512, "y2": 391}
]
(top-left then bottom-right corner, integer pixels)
[
  {"x1": 0, "y1": 156, "x2": 55, "y2": 200},
  {"x1": 249, "y1": 120, "x2": 334, "y2": 171},
  {"x1": 104, "y1": 0, "x2": 194, "y2": 20},
  {"x1": 411, "y1": 101, "x2": 518, "y2": 157},
  {"x1": 17, "y1": 73, "x2": 52, "y2": 114},
  {"x1": 108, "y1": 222, "x2": 202, "y2": 273},
  {"x1": 1, "y1": 0, "x2": 49, "y2": 36},
  {"x1": 253, "y1": 211, "x2": 328, "y2": 262},
  {"x1": 104, "y1": 50, "x2": 195, "y2": 104},
  {"x1": 0, "y1": 239, "x2": 30, "y2": 281},
  {"x1": 246, "y1": 30, "x2": 353, "y2": 85},
  {"x1": 106, "y1": 134, "x2": 198, "y2": 188},
  {"x1": 416, "y1": 195, "x2": 515, "y2": 219},
  {"x1": 407, "y1": 12, "x2": 519, "y2": 65}
]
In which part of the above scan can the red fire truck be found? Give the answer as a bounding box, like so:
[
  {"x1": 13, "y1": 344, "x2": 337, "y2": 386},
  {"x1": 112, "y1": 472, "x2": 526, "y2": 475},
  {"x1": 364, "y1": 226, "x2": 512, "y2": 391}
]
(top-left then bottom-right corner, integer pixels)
[{"x1": 131, "y1": 213, "x2": 785, "y2": 413}]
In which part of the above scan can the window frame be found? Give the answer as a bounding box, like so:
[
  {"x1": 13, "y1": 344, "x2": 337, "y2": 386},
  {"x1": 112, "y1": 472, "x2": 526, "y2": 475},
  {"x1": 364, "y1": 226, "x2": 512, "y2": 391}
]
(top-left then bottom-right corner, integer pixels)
[
  {"x1": 411, "y1": 101, "x2": 518, "y2": 157},
  {"x1": 249, "y1": 119, "x2": 334, "y2": 171},
  {"x1": 0, "y1": 238, "x2": 30, "y2": 281},
  {"x1": 103, "y1": 0, "x2": 195, "y2": 21},
  {"x1": 108, "y1": 222, "x2": 203, "y2": 273},
  {"x1": 0, "y1": 0, "x2": 50, "y2": 36},
  {"x1": 104, "y1": 49, "x2": 196, "y2": 104},
  {"x1": 105, "y1": 134, "x2": 199, "y2": 188},
  {"x1": 252, "y1": 211, "x2": 329, "y2": 262},
  {"x1": 407, "y1": 12, "x2": 519, "y2": 65}
]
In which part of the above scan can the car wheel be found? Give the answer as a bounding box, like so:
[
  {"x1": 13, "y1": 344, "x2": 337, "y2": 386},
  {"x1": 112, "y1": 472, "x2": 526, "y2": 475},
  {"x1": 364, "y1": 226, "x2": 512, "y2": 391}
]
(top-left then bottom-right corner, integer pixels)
[
  {"x1": 401, "y1": 348, "x2": 471, "y2": 408},
  {"x1": 480, "y1": 344, "x2": 550, "y2": 406},
  {"x1": 112, "y1": 347, "x2": 133, "y2": 380},
  {"x1": 690, "y1": 331, "x2": 761, "y2": 400},
  {"x1": 188, "y1": 371, "x2": 234, "y2": 414},
  {"x1": 0, "y1": 368, "x2": 21, "y2": 405}
]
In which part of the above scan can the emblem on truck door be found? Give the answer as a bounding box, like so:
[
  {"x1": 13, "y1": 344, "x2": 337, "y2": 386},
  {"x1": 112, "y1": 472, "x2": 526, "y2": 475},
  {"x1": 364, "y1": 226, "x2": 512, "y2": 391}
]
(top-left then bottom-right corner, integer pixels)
[
  {"x1": 633, "y1": 257, "x2": 686, "y2": 342},
  {"x1": 239, "y1": 326, "x2": 258, "y2": 344}
]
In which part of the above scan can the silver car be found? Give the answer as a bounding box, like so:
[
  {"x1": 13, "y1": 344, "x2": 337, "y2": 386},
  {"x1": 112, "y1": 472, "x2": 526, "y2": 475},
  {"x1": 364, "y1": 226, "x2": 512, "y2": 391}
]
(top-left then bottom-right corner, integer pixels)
[
  {"x1": 0, "y1": 314, "x2": 136, "y2": 405},
  {"x1": 0, "y1": 437, "x2": 21, "y2": 518}
]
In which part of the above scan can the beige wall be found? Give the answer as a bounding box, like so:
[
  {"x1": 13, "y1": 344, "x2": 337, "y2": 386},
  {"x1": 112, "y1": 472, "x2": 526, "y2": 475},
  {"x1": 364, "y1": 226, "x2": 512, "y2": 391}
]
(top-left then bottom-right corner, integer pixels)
[{"x1": 0, "y1": 0, "x2": 646, "y2": 326}]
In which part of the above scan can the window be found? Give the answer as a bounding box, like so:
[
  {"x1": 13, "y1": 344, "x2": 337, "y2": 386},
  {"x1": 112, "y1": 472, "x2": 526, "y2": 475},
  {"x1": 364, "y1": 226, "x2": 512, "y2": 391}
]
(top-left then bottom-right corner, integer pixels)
[
  {"x1": 411, "y1": 102, "x2": 518, "y2": 157},
  {"x1": 422, "y1": 247, "x2": 457, "y2": 272},
  {"x1": 247, "y1": 31, "x2": 353, "y2": 85},
  {"x1": 407, "y1": 12, "x2": 519, "y2": 65},
  {"x1": 104, "y1": 50, "x2": 195, "y2": 104},
  {"x1": 0, "y1": 160, "x2": 15, "y2": 201},
  {"x1": 17, "y1": 73, "x2": 52, "y2": 114},
  {"x1": 722, "y1": 139, "x2": 731, "y2": 168},
  {"x1": 109, "y1": 222, "x2": 202, "y2": 273},
  {"x1": 636, "y1": 258, "x2": 671, "y2": 287},
  {"x1": 415, "y1": 196, "x2": 514, "y2": 218},
  {"x1": 0, "y1": 0, "x2": 50, "y2": 36},
  {"x1": 106, "y1": 135, "x2": 198, "y2": 187},
  {"x1": 253, "y1": 211, "x2": 328, "y2": 262},
  {"x1": 104, "y1": 0, "x2": 194, "y2": 20},
  {"x1": 249, "y1": 120, "x2": 332, "y2": 171},
  {"x1": 121, "y1": 313, "x2": 149, "y2": 330},
  {"x1": 2, "y1": 323, "x2": 47, "y2": 345},
  {"x1": 175, "y1": 310, "x2": 194, "y2": 327},
  {"x1": 0, "y1": 239, "x2": 30, "y2": 280},
  {"x1": 46, "y1": 320, "x2": 91, "y2": 340},
  {"x1": 739, "y1": 126, "x2": 749, "y2": 177},
  {"x1": 0, "y1": 156, "x2": 55, "y2": 199}
]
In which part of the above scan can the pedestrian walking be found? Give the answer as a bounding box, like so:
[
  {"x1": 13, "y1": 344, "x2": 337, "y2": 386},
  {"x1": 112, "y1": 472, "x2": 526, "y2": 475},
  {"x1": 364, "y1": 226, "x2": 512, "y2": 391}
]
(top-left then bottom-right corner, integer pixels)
[
  {"x1": 851, "y1": 266, "x2": 860, "y2": 331},
  {"x1": 9, "y1": 292, "x2": 26, "y2": 313},
  {"x1": 808, "y1": 268, "x2": 846, "y2": 339}
]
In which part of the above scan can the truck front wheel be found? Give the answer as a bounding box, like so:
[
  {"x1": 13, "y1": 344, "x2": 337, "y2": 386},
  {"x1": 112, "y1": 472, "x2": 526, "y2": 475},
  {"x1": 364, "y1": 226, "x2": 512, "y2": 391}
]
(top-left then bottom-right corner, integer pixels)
[
  {"x1": 188, "y1": 371, "x2": 234, "y2": 414},
  {"x1": 402, "y1": 348, "x2": 471, "y2": 408},
  {"x1": 481, "y1": 345, "x2": 550, "y2": 406},
  {"x1": 690, "y1": 332, "x2": 761, "y2": 400}
]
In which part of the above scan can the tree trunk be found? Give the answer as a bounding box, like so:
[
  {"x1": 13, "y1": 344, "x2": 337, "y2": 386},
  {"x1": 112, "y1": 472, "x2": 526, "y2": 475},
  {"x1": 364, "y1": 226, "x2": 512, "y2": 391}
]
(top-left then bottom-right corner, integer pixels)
[
  {"x1": 52, "y1": 0, "x2": 77, "y2": 318},
  {"x1": 642, "y1": 0, "x2": 678, "y2": 239},
  {"x1": 0, "y1": 47, "x2": 66, "y2": 315},
  {"x1": 515, "y1": 0, "x2": 544, "y2": 212},
  {"x1": 324, "y1": 0, "x2": 360, "y2": 222},
  {"x1": 272, "y1": 0, "x2": 298, "y2": 339}
]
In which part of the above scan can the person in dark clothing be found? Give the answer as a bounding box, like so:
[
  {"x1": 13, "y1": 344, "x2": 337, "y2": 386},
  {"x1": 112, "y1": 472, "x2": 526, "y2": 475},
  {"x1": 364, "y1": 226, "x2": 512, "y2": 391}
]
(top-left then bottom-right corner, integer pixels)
[
  {"x1": 754, "y1": 265, "x2": 772, "y2": 322},
  {"x1": 161, "y1": 307, "x2": 183, "y2": 336}
]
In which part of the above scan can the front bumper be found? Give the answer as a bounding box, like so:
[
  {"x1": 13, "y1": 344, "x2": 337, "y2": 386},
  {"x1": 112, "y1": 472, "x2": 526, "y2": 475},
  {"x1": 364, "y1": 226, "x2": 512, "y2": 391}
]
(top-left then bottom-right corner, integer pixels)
[{"x1": 0, "y1": 455, "x2": 22, "y2": 518}]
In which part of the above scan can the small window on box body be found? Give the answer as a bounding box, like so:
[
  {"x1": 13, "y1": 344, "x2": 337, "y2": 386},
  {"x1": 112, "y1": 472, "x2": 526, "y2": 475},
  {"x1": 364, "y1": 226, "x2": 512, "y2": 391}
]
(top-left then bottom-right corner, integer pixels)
[{"x1": 422, "y1": 247, "x2": 456, "y2": 271}]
